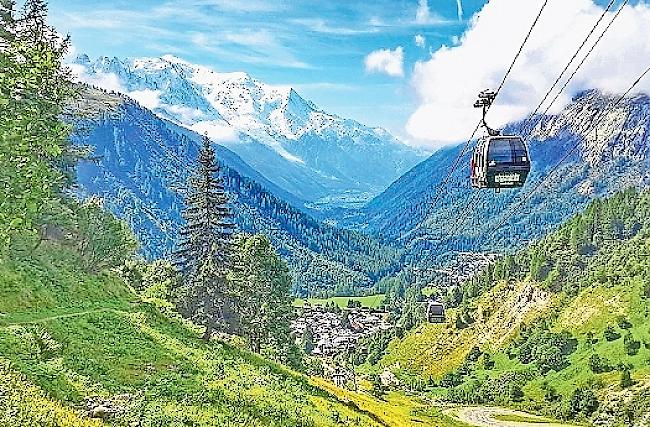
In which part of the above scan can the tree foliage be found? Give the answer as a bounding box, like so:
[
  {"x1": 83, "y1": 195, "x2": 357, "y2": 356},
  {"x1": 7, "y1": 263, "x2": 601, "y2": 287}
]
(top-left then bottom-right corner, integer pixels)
[
  {"x1": 231, "y1": 234, "x2": 301, "y2": 367},
  {"x1": 175, "y1": 135, "x2": 237, "y2": 340},
  {"x1": 0, "y1": 0, "x2": 77, "y2": 245}
]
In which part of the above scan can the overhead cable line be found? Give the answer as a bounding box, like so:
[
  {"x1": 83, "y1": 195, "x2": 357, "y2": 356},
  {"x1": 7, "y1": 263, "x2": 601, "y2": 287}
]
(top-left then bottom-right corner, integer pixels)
[
  {"x1": 422, "y1": 0, "x2": 552, "y2": 215},
  {"x1": 524, "y1": 0, "x2": 629, "y2": 137},
  {"x1": 449, "y1": 0, "x2": 629, "y2": 243},
  {"x1": 486, "y1": 63, "x2": 650, "y2": 243},
  {"x1": 521, "y1": 0, "x2": 617, "y2": 133}
]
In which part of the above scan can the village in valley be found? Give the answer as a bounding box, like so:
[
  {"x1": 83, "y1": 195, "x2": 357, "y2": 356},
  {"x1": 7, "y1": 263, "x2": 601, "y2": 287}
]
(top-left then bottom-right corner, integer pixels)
[{"x1": 291, "y1": 302, "x2": 392, "y2": 358}]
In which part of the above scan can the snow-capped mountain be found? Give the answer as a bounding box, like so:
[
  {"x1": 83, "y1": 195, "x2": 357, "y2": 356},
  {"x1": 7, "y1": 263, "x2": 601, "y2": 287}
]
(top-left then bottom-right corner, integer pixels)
[
  {"x1": 71, "y1": 54, "x2": 428, "y2": 209},
  {"x1": 529, "y1": 90, "x2": 650, "y2": 168}
]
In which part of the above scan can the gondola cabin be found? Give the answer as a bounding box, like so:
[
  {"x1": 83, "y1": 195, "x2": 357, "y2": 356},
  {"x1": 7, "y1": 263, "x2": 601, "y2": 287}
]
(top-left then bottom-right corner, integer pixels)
[
  {"x1": 426, "y1": 301, "x2": 446, "y2": 323},
  {"x1": 471, "y1": 135, "x2": 530, "y2": 189}
]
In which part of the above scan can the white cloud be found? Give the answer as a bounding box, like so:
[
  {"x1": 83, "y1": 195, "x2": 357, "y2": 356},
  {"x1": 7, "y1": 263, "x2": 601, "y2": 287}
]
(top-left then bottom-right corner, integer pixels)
[
  {"x1": 416, "y1": 0, "x2": 430, "y2": 24},
  {"x1": 364, "y1": 47, "x2": 404, "y2": 77},
  {"x1": 191, "y1": 0, "x2": 281, "y2": 12},
  {"x1": 415, "y1": 0, "x2": 447, "y2": 25},
  {"x1": 291, "y1": 18, "x2": 378, "y2": 35},
  {"x1": 68, "y1": 65, "x2": 125, "y2": 93},
  {"x1": 190, "y1": 121, "x2": 239, "y2": 143},
  {"x1": 165, "y1": 105, "x2": 209, "y2": 123},
  {"x1": 190, "y1": 29, "x2": 312, "y2": 69},
  {"x1": 406, "y1": 0, "x2": 650, "y2": 149},
  {"x1": 414, "y1": 34, "x2": 426, "y2": 48},
  {"x1": 129, "y1": 89, "x2": 162, "y2": 110},
  {"x1": 63, "y1": 43, "x2": 78, "y2": 63}
]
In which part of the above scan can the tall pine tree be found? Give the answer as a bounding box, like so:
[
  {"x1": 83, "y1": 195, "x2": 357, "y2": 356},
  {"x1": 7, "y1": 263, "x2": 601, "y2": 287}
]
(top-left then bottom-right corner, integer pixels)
[{"x1": 175, "y1": 134, "x2": 236, "y2": 341}]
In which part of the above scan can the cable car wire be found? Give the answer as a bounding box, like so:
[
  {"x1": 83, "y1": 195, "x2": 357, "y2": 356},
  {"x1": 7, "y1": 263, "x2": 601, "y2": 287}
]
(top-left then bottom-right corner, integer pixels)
[
  {"x1": 524, "y1": 0, "x2": 629, "y2": 137},
  {"x1": 422, "y1": 0, "x2": 551, "y2": 215},
  {"x1": 449, "y1": 0, "x2": 628, "y2": 243},
  {"x1": 521, "y1": 0, "x2": 617, "y2": 135},
  {"x1": 486, "y1": 63, "x2": 650, "y2": 243}
]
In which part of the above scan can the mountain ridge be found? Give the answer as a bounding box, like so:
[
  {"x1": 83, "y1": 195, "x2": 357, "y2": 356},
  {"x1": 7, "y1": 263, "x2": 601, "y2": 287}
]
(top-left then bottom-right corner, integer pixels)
[{"x1": 350, "y1": 89, "x2": 650, "y2": 267}]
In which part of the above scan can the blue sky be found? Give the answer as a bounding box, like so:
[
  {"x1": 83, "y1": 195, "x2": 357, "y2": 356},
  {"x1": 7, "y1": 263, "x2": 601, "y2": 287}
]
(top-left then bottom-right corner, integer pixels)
[
  {"x1": 46, "y1": 0, "x2": 633, "y2": 146},
  {"x1": 46, "y1": 0, "x2": 486, "y2": 139}
]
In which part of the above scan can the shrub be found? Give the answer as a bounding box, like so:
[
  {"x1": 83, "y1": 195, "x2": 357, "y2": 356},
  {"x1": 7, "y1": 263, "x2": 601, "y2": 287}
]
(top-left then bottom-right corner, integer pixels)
[
  {"x1": 620, "y1": 368, "x2": 634, "y2": 389},
  {"x1": 535, "y1": 344, "x2": 566, "y2": 373},
  {"x1": 624, "y1": 333, "x2": 641, "y2": 356},
  {"x1": 370, "y1": 374, "x2": 385, "y2": 399},
  {"x1": 617, "y1": 316, "x2": 633, "y2": 330},
  {"x1": 604, "y1": 325, "x2": 621, "y2": 342},
  {"x1": 467, "y1": 346, "x2": 482, "y2": 362},
  {"x1": 483, "y1": 353, "x2": 496, "y2": 370},
  {"x1": 589, "y1": 354, "x2": 613, "y2": 373},
  {"x1": 509, "y1": 384, "x2": 524, "y2": 402},
  {"x1": 569, "y1": 388, "x2": 599, "y2": 417},
  {"x1": 541, "y1": 382, "x2": 559, "y2": 402}
]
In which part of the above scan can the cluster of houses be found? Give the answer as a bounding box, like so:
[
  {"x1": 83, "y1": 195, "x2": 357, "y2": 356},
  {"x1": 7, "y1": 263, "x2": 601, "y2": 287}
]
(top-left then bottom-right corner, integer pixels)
[
  {"x1": 434, "y1": 251, "x2": 500, "y2": 285},
  {"x1": 291, "y1": 303, "x2": 392, "y2": 357}
]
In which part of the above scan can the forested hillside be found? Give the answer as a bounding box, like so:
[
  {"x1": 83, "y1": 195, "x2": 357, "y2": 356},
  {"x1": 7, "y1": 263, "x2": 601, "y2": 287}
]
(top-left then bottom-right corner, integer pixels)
[
  {"x1": 0, "y1": 6, "x2": 410, "y2": 424},
  {"x1": 68, "y1": 88, "x2": 402, "y2": 296},
  {"x1": 376, "y1": 189, "x2": 650, "y2": 425}
]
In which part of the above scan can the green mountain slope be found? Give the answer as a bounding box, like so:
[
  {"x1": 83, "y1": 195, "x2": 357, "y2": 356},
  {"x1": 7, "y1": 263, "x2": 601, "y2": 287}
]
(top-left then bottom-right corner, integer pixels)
[
  {"x1": 378, "y1": 189, "x2": 650, "y2": 424},
  {"x1": 0, "y1": 240, "x2": 388, "y2": 427}
]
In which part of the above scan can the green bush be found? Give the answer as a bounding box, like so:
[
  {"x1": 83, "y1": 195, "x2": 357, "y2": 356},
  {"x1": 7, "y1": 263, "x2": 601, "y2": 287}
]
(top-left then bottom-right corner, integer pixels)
[
  {"x1": 617, "y1": 316, "x2": 633, "y2": 330},
  {"x1": 589, "y1": 354, "x2": 613, "y2": 374},
  {"x1": 623, "y1": 333, "x2": 641, "y2": 356},
  {"x1": 604, "y1": 325, "x2": 621, "y2": 342},
  {"x1": 569, "y1": 388, "x2": 599, "y2": 418},
  {"x1": 620, "y1": 368, "x2": 634, "y2": 389}
]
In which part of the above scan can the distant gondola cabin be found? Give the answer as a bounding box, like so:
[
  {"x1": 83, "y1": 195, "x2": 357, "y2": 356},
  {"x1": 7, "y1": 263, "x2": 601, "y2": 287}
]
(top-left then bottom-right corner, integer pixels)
[{"x1": 426, "y1": 301, "x2": 446, "y2": 323}]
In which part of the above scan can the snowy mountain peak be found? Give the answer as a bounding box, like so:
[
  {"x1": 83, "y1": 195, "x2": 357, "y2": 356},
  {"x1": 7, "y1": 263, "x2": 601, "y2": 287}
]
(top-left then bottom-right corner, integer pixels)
[{"x1": 71, "y1": 54, "x2": 428, "y2": 207}]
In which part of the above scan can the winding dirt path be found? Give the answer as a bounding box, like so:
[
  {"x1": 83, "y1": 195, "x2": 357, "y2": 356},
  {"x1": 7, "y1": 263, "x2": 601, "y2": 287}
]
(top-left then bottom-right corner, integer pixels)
[
  {"x1": 0, "y1": 307, "x2": 127, "y2": 327},
  {"x1": 447, "y1": 406, "x2": 581, "y2": 427}
]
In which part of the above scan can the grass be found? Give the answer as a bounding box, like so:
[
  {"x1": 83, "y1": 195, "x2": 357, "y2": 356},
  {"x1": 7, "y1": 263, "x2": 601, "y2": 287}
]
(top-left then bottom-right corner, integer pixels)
[
  {"x1": 293, "y1": 294, "x2": 386, "y2": 309},
  {"x1": 311, "y1": 379, "x2": 471, "y2": 427},
  {"x1": 0, "y1": 241, "x2": 133, "y2": 325},
  {"x1": 0, "y1": 241, "x2": 393, "y2": 427},
  {"x1": 0, "y1": 359, "x2": 102, "y2": 427}
]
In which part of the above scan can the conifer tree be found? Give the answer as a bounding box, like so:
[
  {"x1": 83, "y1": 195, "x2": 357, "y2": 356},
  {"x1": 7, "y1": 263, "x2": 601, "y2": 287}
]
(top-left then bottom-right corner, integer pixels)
[
  {"x1": 0, "y1": 1, "x2": 15, "y2": 46},
  {"x1": 175, "y1": 135, "x2": 236, "y2": 341}
]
